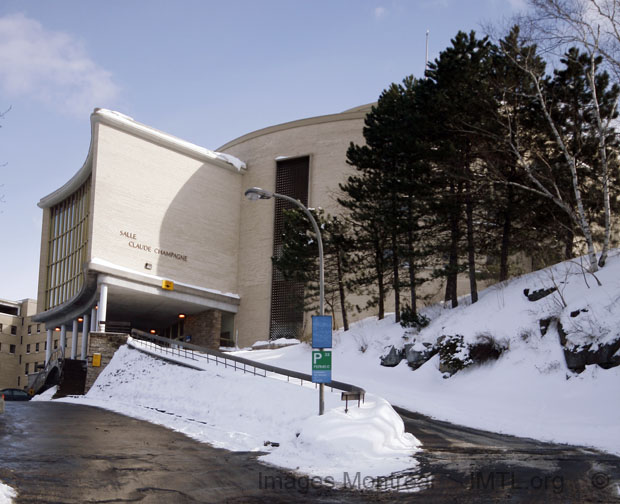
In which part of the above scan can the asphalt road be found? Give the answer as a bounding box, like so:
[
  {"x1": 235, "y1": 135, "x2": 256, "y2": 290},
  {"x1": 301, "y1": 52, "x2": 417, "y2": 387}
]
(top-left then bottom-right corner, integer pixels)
[
  {"x1": 395, "y1": 406, "x2": 620, "y2": 503},
  {"x1": 0, "y1": 401, "x2": 618, "y2": 503}
]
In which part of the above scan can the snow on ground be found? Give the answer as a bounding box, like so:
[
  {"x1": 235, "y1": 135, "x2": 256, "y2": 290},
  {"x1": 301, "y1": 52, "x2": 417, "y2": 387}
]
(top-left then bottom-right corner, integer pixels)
[
  {"x1": 236, "y1": 252, "x2": 620, "y2": 456},
  {"x1": 59, "y1": 343, "x2": 421, "y2": 487},
  {"x1": 0, "y1": 482, "x2": 16, "y2": 504},
  {"x1": 30, "y1": 386, "x2": 57, "y2": 401},
  {"x1": 43, "y1": 251, "x2": 620, "y2": 489}
]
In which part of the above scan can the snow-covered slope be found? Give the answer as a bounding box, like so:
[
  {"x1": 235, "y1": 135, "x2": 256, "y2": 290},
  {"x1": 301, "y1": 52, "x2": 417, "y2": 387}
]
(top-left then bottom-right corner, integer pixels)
[
  {"x1": 58, "y1": 344, "x2": 421, "y2": 486},
  {"x1": 239, "y1": 251, "x2": 620, "y2": 455}
]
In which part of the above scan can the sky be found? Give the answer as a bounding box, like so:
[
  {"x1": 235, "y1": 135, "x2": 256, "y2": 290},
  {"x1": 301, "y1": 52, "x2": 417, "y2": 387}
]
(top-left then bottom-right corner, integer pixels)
[{"x1": 0, "y1": 0, "x2": 526, "y2": 301}]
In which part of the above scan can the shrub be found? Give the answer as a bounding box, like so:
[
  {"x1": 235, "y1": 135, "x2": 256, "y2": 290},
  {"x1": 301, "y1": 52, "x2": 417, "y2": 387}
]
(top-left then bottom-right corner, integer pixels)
[
  {"x1": 437, "y1": 334, "x2": 472, "y2": 374},
  {"x1": 468, "y1": 334, "x2": 506, "y2": 364},
  {"x1": 437, "y1": 334, "x2": 507, "y2": 376},
  {"x1": 400, "y1": 306, "x2": 430, "y2": 330}
]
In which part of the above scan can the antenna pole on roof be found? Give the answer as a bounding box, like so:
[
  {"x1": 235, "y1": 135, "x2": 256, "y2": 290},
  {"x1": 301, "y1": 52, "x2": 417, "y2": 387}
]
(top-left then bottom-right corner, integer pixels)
[{"x1": 425, "y1": 29, "x2": 429, "y2": 75}]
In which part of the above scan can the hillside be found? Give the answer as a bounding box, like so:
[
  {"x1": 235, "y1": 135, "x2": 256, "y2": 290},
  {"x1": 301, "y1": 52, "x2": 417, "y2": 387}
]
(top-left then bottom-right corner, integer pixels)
[{"x1": 240, "y1": 250, "x2": 620, "y2": 455}]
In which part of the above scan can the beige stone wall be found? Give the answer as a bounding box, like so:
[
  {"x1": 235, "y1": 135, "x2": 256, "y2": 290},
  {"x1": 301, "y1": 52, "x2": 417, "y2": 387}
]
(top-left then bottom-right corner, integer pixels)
[
  {"x1": 85, "y1": 332, "x2": 127, "y2": 392},
  {"x1": 0, "y1": 299, "x2": 49, "y2": 389},
  {"x1": 0, "y1": 313, "x2": 20, "y2": 387},
  {"x1": 222, "y1": 112, "x2": 509, "y2": 346},
  {"x1": 222, "y1": 115, "x2": 367, "y2": 347},
  {"x1": 90, "y1": 122, "x2": 243, "y2": 295}
]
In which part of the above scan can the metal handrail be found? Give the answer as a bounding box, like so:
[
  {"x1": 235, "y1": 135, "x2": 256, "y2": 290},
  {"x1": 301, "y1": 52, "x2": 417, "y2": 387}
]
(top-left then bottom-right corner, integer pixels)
[
  {"x1": 29, "y1": 348, "x2": 65, "y2": 394},
  {"x1": 129, "y1": 329, "x2": 365, "y2": 400}
]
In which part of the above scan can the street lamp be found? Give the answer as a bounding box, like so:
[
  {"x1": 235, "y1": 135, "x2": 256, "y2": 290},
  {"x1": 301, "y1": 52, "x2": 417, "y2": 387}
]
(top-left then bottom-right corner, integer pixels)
[{"x1": 244, "y1": 186, "x2": 326, "y2": 415}]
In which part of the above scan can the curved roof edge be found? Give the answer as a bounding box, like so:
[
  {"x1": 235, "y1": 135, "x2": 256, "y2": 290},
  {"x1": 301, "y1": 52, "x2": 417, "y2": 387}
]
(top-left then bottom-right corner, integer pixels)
[
  {"x1": 217, "y1": 104, "x2": 374, "y2": 152},
  {"x1": 32, "y1": 266, "x2": 99, "y2": 325},
  {"x1": 341, "y1": 102, "x2": 376, "y2": 113},
  {"x1": 38, "y1": 109, "x2": 247, "y2": 209}
]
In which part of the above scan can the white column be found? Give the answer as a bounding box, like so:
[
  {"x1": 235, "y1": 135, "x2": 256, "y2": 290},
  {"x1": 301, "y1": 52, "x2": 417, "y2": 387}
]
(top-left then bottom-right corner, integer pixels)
[
  {"x1": 98, "y1": 284, "x2": 108, "y2": 332},
  {"x1": 81, "y1": 314, "x2": 90, "y2": 360},
  {"x1": 60, "y1": 325, "x2": 67, "y2": 357},
  {"x1": 45, "y1": 329, "x2": 52, "y2": 364},
  {"x1": 71, "y1": 319, "x2": 78, "y2": 359},
  {"x1": 90, "y1": 308, "x2": 97, "y2": 332}
]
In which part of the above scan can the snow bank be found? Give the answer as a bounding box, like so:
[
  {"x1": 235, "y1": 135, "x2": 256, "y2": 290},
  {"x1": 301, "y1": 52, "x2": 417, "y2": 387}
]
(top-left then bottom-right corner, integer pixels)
[
  {"x1": 58, "y1": 345, "x2": 420, "y2": 484},
  {"x1": 31, "y1": 386, "x2": 57, "y2": 401},
  {"x1": 0, "y1": 482, "x2": 16, "y2": 504},
  {"x1": 261, "y1": 394, "x2": 420, "y2": 484}
]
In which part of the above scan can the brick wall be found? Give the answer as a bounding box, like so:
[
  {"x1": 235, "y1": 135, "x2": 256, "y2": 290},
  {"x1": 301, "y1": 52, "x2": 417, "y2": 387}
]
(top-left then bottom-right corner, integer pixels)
[{"x1": 185, "y1": 310, "x2": 222, "y2": 349}]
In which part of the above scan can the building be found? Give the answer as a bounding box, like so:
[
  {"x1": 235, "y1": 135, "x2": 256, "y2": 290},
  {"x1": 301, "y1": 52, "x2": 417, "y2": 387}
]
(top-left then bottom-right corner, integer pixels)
[
  {"x1": 2, "y1": 103, "x2": 508, "y2": 389},
  {"x1": 28, "y1": 105, "x2": 375, "y2": 358},
  {"x1": 0, "y1": 298, "x2": 80, "y2": 389}
]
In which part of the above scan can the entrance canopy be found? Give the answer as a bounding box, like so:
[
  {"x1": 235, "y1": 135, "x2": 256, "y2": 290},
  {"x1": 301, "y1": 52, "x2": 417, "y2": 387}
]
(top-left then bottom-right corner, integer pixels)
[{"x1": 34, "y1": 260, "x2": 240, "y2": 332}]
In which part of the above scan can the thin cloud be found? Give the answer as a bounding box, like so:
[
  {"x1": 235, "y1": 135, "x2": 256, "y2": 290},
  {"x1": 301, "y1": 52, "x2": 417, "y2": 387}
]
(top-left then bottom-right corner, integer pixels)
[
  {"x1": 507, "y1": 0, "x2": 528, "y2": 11},
  {"x1": 374, "y1": 6, "x2": 387, "y2": 19},
  {"x1": 0, "y1": 13, "x2": 120, "y2": 116}
]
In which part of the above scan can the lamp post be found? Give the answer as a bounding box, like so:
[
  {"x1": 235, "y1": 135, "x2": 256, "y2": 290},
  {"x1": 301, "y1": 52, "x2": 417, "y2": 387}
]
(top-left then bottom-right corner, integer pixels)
[{"x1": 244, "y1": 187, "x2": 326, "y2": 415}]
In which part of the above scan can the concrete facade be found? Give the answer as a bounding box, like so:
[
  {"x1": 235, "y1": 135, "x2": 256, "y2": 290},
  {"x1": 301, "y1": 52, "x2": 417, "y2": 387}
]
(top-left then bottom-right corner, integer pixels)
[{"x1": 90, "y1": 121, "x2": 242, "y2": 295}]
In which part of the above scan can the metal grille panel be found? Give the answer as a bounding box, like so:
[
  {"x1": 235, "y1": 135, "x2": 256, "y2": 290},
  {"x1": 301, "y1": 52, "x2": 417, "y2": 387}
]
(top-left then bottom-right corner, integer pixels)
[{"x1": 270, "y1": 157, "x2": 309, "y2": 339}]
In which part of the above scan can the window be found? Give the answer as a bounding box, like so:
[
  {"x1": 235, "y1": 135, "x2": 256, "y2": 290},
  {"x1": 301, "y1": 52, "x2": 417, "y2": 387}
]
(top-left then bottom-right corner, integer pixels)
[
  {"x1": 26, "y1": 344, "x2": 31, "y2": 353},
  {"x1": 25, "y1": 363, "x2": 29, "y2": 374},
  {"x1": 28, "y1": 325, "x2": 32, "y2": 334},
  {"x1": 9, "y1": 344, "x2": 16, "y2": 354},
  {"x1": 0, "y1": 305, "x2": 18, "y2": 316},
  {"x1": 0, "y1": 323, "x2": 2, "y2": 332},
  {"x1": 17, "y1": 376, "x2": 20, "y2": 387},
  {"x1": 20, "y1": 336, "x2": 23, "y2": 344},
  {"x1": 37, "y1": 324, "x2": 40, "y2": 333},
  {"x1": 45, "y1": 176, "x2": 91, "y2": 310},
  {"x1": 54, "y1": 340, "x2": 58, "y2": 349},
  {"x1": 36, "y1": 343, "x2": 40, "y2": 352},
  {"x1": 11, "y1": 325, "x2": 16, "y2": 335},
  {"x1": 44, "y1": 341, "x2": 47, "y2": 351}
]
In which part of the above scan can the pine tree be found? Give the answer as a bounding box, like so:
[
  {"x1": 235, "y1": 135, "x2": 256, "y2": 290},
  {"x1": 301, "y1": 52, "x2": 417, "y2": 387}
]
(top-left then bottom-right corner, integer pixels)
[
  {"x1": 272, "y1": 208, "x2": 354, "y2": 331},
  {"x1": 422, "y1": 31, "x2": 496, "y2": 305}
]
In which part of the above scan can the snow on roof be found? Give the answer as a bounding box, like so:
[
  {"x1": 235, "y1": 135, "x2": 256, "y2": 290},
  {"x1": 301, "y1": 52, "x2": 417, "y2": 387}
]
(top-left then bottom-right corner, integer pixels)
[{"x1": 95, "y1": 109, "x2": 246, "y2": 171}]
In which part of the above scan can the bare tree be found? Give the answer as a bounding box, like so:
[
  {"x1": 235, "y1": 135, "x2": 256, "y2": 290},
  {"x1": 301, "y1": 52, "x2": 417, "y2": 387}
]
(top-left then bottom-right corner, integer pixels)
[
  {"x1": 519, "y1": 0, "x2": 620, "y2": 267},
  {"x1": 0, "y1": 106, "x2": 10, "y2": 210}
]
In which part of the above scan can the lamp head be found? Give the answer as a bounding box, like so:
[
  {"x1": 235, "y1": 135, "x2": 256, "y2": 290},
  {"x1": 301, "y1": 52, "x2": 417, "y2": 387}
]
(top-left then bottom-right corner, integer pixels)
[{"x1": 244, "y1": 187, "x2": 273, "y2": 201}]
